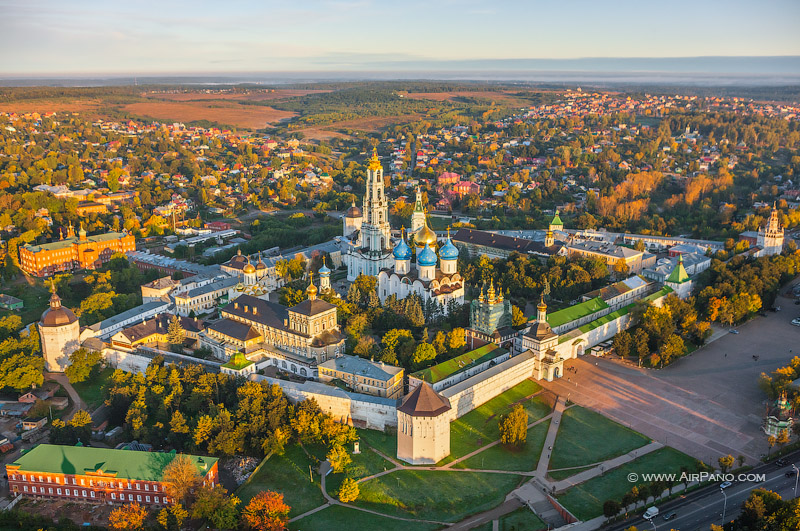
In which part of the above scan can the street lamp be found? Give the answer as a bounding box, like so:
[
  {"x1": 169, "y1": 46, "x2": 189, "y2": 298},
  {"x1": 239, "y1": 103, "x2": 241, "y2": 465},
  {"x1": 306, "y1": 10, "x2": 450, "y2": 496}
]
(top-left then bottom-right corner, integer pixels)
[
  {"x1": 793, "y1": 465, "x2": 799, "y2": 498},
  {"x1": 646, "y1": 517, "x2": 657, "y2": 531},
  {"x1": 721, "y1": 487, "x2": 728, "y2": 522}
]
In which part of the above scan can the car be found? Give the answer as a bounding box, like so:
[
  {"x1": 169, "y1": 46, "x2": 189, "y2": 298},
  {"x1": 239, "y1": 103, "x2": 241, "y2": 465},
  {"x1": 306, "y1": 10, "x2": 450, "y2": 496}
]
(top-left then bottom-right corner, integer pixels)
[
  {"x1": 663, "y1": 512, "x2": 677, "y2": 521},
  {"x1": 720, "y1": 481, "x2": 732, "y2": 489},
  {"x1": 785, "y1": 470, "x2": 797, "y2": 478},
  {"x1": 792, "y1": 319, "x2": 800, "y2": 327},
  {"x1": 644, "y1": 507, "x2": 660, "y2": 519},
  {"x1": 776, "y1": 458, "x2": 788, "y2": 466},
  {"x1": 730, "y1": 329, "x2": 739, "y2": 334},
  {"x1": 794, "y1": 300, "x2": 800, "y2": 305}
]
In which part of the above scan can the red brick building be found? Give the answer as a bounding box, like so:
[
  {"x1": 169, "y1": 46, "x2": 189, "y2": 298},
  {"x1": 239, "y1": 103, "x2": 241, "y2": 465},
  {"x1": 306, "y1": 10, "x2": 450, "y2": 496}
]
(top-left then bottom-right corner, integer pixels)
[
  {"x1": 8, "y1": 444, "x2": 218, "y2": 506},
  {"x1": 19, "y1": 224, "x2": 135, "y2": 277}
]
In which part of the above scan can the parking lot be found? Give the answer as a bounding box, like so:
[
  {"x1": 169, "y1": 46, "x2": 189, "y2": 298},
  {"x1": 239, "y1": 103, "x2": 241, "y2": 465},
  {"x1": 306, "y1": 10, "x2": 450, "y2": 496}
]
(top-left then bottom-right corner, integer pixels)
[{"x1": 540, "y1": 291, "x2": 800, "y2": 465}]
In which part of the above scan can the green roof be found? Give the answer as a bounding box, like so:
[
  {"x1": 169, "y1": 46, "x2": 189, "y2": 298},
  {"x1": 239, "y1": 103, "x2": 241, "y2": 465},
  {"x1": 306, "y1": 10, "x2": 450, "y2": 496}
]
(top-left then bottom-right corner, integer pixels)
[
  {"x1": 23, "y1": 232, "x2": 130, "y2": 253},
  {"x1": 222, "y1": 352, "x2": 253, "y2": 371},
  {"x1": 411, "y1": 343, "x2": 507, "y2": 384},
  {"x1": 10, "y1": 444, "x2": 217, "y2": 481},
  {"x1": 538, "y1": 297, "x2": 609, "y2": 329},
  {"x1": 666, "y1": 257, "x2": 690, "y2": 284},
  {"x1": 565, "y1": 286, "x2": 674, "y2": 339},
  {"x1": 550, "y1": 210, "x2": 564, "y2": 227}
]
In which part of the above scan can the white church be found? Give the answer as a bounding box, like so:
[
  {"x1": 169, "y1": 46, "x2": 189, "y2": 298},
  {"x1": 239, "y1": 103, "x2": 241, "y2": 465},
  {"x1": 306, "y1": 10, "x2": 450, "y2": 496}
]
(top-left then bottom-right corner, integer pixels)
[{"x1": 342, "y1": 150, "x2": 465, "y2": 313}]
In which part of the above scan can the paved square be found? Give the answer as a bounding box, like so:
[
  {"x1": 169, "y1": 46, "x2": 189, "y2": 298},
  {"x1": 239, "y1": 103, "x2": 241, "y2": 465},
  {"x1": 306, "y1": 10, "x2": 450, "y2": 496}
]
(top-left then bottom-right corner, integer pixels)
[{"x1": 539, "y1": 293, "x2": 800, "y2": 465}]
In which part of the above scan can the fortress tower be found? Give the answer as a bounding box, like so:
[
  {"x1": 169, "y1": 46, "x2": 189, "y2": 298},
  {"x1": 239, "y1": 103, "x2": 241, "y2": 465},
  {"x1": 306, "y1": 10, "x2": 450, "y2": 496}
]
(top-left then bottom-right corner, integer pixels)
[{"x1": 38, "y1": 281, "x2": 80, "y2": 372}]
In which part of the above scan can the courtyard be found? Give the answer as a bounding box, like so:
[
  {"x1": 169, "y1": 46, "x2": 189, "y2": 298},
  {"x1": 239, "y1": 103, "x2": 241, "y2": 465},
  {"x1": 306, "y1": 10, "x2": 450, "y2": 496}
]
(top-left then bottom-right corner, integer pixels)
[{"x1": 539, "y1": 292, "x2": 800, "y2": 465}]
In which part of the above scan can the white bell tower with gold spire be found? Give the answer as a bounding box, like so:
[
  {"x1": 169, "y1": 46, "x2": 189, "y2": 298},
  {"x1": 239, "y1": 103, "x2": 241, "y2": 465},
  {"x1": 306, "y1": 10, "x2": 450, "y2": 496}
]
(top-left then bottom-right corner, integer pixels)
[{"x1": 343, "y1": 149, "x2": 395, "y2": 281}]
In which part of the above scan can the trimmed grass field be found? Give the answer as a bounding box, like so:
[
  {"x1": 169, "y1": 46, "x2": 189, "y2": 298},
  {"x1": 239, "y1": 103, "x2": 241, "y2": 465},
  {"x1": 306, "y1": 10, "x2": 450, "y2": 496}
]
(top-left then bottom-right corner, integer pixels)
[
  {"x1": 447, "y1": 379, "x2": 551, "y2": 461},
  {"x1": 69, "y1": 366, "x2": 115, "y2": 410},
  {"x1": 557, "y1": 447, "x2": 701, "y2": 521},
  {"x1": 500, "y1": 506, "x2": 547, "y2": 530},
  {"x1": 549, "y1": 406, "x2": 650, "y2": 471},
  {"x1": 454, "y1": 420, "x2": 550, "y2": 471},
  {"x1": 326, "y1": 446, "x2": 394, "y2": 496},
  {"x1": 236, "y1": 445, "x2": 326, "y2": 517},
  {"x1": 289, "y1": 505, "x2": 439, "y2": 531},
  {"x1": 357, "y1": 428, "x2": 397, "y2": 459},
  {"x1": 356, "y1": 469, "x2": 523, "y2": 522}
]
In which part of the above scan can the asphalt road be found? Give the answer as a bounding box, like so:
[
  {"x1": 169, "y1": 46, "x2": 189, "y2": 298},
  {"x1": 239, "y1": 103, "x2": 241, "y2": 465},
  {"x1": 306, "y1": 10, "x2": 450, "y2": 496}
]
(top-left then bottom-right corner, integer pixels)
[{"x1": 605, "y1": 451, "x2": 800, "y2": 531}]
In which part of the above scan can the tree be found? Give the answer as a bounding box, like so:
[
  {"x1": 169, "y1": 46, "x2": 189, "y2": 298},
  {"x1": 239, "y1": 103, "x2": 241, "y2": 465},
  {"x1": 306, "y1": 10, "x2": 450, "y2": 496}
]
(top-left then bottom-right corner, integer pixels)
[
  {"x1": 162, "y1": 454, "x2": 201, "y2": 504},
  {"x1": 718, "y1": 454, "x2": 735, "y2": 473},
  {"x1": 767, "y1": 435, "x2": 777, "y2": 456},
  {"x1": 448, "y1": 328, "x2": 466, "y2": 351},
  {"x1": 613, "y1": 330, "x2": 632, "y2": 358},
  {"x1": 777, "y1": 429, "x2": 791, "y2": 450},
  {"x1": 512, "y1": 305, "x2": 527, "y2": 328},
  {"x1": 167, "y1": 315, "x2": 185, "y2": 346},
  {"x1": 192, "y1": 485, "x2": 241, "y2": 530},
  {"x1": 603, "y1": 499, "x2": 622, "y2": 518},
  {"x1": 241, "y1": 490, "x2": 290, "y2": 531},
  {"x1": 499, "y1": 404, "x2": 527, "y2": 448},
  {"x1": 338, "y1": 477, "x2": 360, "y2": 503},
  {"x1": 65, "y1": 348, "x2": 103, "y2": 384},
  {"x1": 411, "y1": 343, "x2": 437, "y2": 368},
  {"x1": 109, "y1": 502, "x2": 147, "y2": 530},
  {"x1": 327, "y1": 444, "x2": 351, "y2": 473},
  {"x1": 657, "y1": 334, "x2": 685, "y2": 368},
  {"x1": 157, "y1": 503, "x2": 187, "y2": 531}
]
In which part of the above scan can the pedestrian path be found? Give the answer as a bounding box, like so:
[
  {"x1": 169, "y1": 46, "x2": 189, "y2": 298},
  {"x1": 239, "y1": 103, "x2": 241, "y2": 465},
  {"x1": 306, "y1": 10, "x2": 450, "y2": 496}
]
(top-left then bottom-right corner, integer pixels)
[{"x1": 535, "y1": 396, "x2": 567, "y2": 476}]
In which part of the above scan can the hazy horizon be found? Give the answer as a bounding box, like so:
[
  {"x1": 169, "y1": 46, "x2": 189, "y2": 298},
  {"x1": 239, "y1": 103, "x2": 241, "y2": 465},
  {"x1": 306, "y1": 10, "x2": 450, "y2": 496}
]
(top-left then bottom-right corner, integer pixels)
[{"x1": 3, "y1": 0, "x2": 798, "y2": 75}]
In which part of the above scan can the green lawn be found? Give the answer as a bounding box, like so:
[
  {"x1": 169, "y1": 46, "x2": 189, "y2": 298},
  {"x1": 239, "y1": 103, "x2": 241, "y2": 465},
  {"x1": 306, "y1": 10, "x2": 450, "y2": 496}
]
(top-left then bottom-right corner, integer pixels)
[
  {"x1": 500, "y1": 506, "x2": 547, "y2": 531},
  {"x1": 0, "y1": 279, "x2": 50, "y2": 327},
  {"x1": 326, "y1": 446, "x2": 394, "y2": 496},
  {"x1": 68, "y1": 366, "x2": 115, "y2": 410},
  {"x1": 549, "y1": 407, "x2": 650, "y2": 471},
  {"x1": 454, "y1": 420, "x2": 550, "y2": 472},
  {"x1": 447, "y1": 379, "x2": 550, "y2": 461},
  {"x1": 357, "y1": 428, "x2": 397, "y2": 459},
  {"x1": 546, "y1": 465, "x2": 595, "y2": 481},
  {"x1": 557, "y1": 447, "x2": 701, "y2": 521},
  {"x1": 356, "y1": 469, "x2": 523, "y2": 522},
  {"x1": 290, "y1": 504, "x2": 439, "y2": 531},
  {"x1": 237, "y1": 445, "x2": 327, "y2": 517}
]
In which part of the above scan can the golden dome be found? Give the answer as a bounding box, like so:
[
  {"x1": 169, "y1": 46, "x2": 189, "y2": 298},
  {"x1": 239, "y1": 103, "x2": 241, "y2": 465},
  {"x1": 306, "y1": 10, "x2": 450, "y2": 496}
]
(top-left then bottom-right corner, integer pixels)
[
  {"x1": 367, "y1": 148, "x2": 382, "y2": 171},
  {"x1": 414, "y1": 220, "x2": 438, "y2": 248},
  {"x1": 306, "y1": 272, "x2": 318, "y2": 300},
  {"x1": 243, "y1": 263, "x2": 256, "y2": 274}
]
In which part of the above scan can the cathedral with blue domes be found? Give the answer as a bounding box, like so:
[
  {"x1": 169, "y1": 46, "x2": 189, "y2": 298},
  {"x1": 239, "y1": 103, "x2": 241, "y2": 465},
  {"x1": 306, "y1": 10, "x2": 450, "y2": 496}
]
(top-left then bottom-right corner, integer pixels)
[{"x1": 377, "y1": 226, "x2": 465, "y2": 315}]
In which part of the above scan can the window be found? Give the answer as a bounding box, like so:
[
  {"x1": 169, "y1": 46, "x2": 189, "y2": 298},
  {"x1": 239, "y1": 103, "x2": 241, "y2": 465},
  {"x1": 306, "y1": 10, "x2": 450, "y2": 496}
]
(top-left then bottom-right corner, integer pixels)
[
  {"x1": 145, "y1": 483, "x2": 149, "y2": 491},
  {"x1": 20, "y1": 474, "x2": 25, "y2": 481},
  {"x1": 66, "y1": 489, "x2": 70, "y2": 496},
  {"x1": 146, "y1": 496, "x2": 150, "y2": 503},
  {"x1": 137, "y1": 495, "x2": 141, "y2": 502},
  {"x1": 111, "y1": 493, "x2": 116, "y2": 500},
  {"x1": 129, "y1": 494, "x2": 133, "y2": 501},
  {"x1": 30, "y1": 486, "x2": 35, "y2": 493},
  {"x1": 57, "y1": 488, "x2": 62, "y2": 495},
  {"x1": 80, "y1": 479, "x2": 85, "y2": 486},
  {"x1": 49, "y1": 488, "x2": 53, "y2": 494},
  {"x1": 23, "y1": 486, "x2": 28, "y2": 493},
  {"x1": 82, "y1": 490, "x2": 87, "y2": 497},
  {"x1": 91, "y1": 491, "x2": 96, "y2": 498},
  {"x1": 155, "y1": 496, "x2": 160, "y2": 504}
]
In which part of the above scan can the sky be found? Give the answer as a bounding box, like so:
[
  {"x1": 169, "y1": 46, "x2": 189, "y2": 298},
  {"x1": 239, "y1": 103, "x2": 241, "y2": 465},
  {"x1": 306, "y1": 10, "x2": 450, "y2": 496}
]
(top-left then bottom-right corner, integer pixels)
[{"x1": 1, "y1": 0, "x2": 799, "y2": 75}]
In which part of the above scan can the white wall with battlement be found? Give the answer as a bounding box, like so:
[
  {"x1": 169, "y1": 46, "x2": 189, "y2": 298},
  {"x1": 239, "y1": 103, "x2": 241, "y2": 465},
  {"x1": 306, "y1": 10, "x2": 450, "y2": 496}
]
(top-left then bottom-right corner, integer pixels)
[
  {"x1": 441, "y1": 351, "x2": 538, "y2": 421},
  {"x1": 249, "y1": 374, "x2": 398, "y2": 431}
]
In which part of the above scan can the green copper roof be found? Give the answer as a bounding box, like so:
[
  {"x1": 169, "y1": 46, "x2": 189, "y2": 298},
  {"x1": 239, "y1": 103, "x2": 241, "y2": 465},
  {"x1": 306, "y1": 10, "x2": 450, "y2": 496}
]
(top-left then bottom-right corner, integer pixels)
[
  {"x1": 550, "y1": 210, "x2": 564, "y2": 227},
  {"x1": 535, "y1": 297, "x2": 609, "y2": 329},
  {"x1": 666, "y1": 256, "x2": 690, "y2": 284},
  {"x1": 411, "y1": 343, "x2": 506, "y2": 384},
  {"x1": 222, "y1": 352, "x2": 254, "y2": 370},
  {"x1": 11, "y1": 444, "x2": 217, "y2": 481}
]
